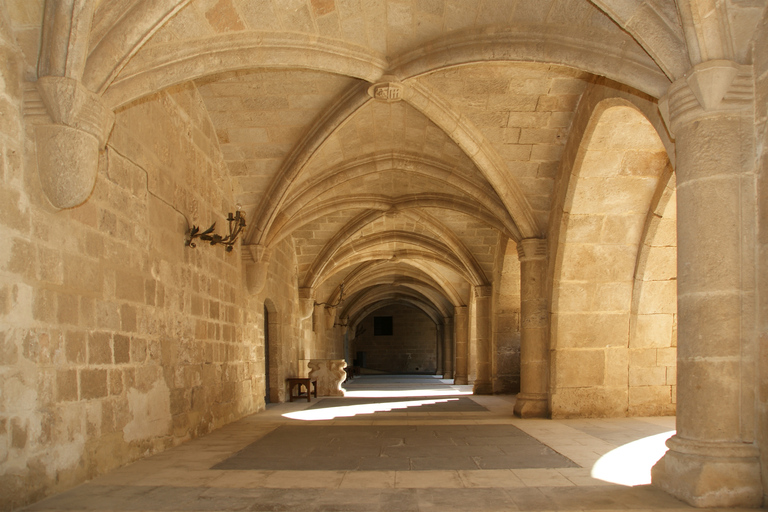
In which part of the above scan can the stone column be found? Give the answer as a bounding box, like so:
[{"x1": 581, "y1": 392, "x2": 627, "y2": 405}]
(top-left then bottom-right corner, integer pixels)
[
  {"x1": 442, "y1": 316, "x2": 454, "y2": 379},
  {"x1": 453, "y1": 306, "x2": 468, "y2": 385},
  {"x1": 436, "y1": 322, "x2": 444, "y2": 375},
  {"x1": 651, "y1": 60, "x2": 761, "y2": 507},
  {"x1": 473, "y1": 285, "x2": 493, "y2": 394},
  {"x1": 514, "y1": 239, "x2": 549, "y2": 418}
]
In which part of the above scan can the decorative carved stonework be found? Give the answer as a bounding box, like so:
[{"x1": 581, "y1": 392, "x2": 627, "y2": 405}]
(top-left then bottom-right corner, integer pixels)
[
  {"x1": 244, "y1": 244, "x2": 272, "y2": 294},
  {"x1": 368, "y1": 81, "x2": 404, "y2": 102},
  {"x1": 34, "y1": 76, "x2": 115, "y2": 209},
  {"x1": 517, "y1": 238, "x2": 547, "y2": 261},
  {"x1": 661, "y1": 59, "x2": 753, "y2": 135},
  {"x1": 474, "y1": 285, "x2": 492, "y2": 298},
  {"x1": 298, "y1": 287, "x2": 315, "y2": 320},
  {"x1": 307, "y1": 359, "x2": 347, "y2": 396}
]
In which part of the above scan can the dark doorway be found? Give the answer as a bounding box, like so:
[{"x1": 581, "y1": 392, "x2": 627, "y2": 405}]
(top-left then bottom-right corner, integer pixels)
[{"x1": 264, "y1": 305, "x2": 270, "y2": 404}]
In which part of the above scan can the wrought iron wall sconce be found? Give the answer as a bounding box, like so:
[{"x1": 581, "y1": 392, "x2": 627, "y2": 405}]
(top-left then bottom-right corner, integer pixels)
[
  {"x1": 185, "y1": 211, "x2": 245, "y2": 252},
  {"x1": 315, "y1": 283, "x2": 345, "y2": 309}
]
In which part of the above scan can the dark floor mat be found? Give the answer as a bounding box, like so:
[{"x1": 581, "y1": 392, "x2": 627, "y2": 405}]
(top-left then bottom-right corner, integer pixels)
[
  {"x1": 306, "y1": 396, "x2": 488, "y2": 412},
  {"x1": 213, "y1": 424, "x2": 579, "y2": 471}
]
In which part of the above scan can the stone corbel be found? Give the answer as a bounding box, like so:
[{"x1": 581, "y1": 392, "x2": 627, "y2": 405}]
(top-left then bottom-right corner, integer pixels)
[
  {"x1": 35, "y1": 76, "x2": 115, "y2": 209},
  {"x1": 298, "y1": 287, "x2": 315, "y2": 320},
  {"x1": 244, "y1": 244, "x2": 272, "y2": 294},
  {"x1": 324, "y1": 306, "x2": 337, "y2": 330}
]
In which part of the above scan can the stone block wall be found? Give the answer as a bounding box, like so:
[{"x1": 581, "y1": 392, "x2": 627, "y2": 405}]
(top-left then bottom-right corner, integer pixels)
[
  {"x1": 0, "y1": 56, "x2": 265, "y2": 508},
  {"x1": 755, "y1": 7, "x2": 768, "y2": 503},
  {"x1": 353, "y1": 305, "x2": 437, "y2": 373},
  {"x1": 253, "y1": 236, "x2": 307, "y2": 404}
]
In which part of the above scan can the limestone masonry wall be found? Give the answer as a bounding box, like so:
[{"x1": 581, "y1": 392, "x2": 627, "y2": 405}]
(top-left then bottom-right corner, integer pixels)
[
  {"x1": 0, "y1": 58, "x2": 262, "y2": 508},
  {"x1": 253, "y1": 236, "x2": 306, "y2": 404},
  {"x1": 353, "y1": 305, "x2": 437, "y2": 374},
  {"x1": 754, "y1": 7, "x2": 768, "y2": 502}
]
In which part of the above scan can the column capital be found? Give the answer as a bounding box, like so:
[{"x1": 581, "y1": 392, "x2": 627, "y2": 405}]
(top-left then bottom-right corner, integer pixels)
[
  {"x1": 660, "y1": 60, "x2": 753, "y2": 134},
  {"x1": 517, "y1": 238, "x2": 547, "y2": 261},
  {"x1": 474, "y1": 285, "x2": 492, "y2": 298},
  {"x1": 453, "y1": 305, "x2": 468, "y2": 316}
]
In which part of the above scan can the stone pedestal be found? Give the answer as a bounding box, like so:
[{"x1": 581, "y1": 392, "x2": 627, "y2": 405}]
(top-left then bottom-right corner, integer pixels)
[
  {"x1": 307, "y1": 359, "x2": 347, "y2": 396},
  {"x1": 473, "y1": 285, "x2": 493, "y2": 394},
  {"x1": 651, "y1": 60, "x2": 762, "y2": 507},
  {"x1": 514, "y1": 239, "x2": 549, "y2": 418},
  {"x1": 453, "y1": 306, "x2": 468, "y2": 385}
]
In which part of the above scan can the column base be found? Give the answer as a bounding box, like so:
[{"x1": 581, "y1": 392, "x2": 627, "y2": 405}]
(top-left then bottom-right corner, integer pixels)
[
  {"x1": 513, "y1": 393, "x2": 549, "y2": 418},
  {"x1": 442, "y1": 371, "x2": 454, "y2": 379},
  {"x1": 651, "y1": 435, "x2": 762, "y2": 508},
  {"x1": 473, "y1": 380, "x2": 493, "y2": 395},
  {"x1": 454, "y1": 375, "x2": 468, "y2": 385}
]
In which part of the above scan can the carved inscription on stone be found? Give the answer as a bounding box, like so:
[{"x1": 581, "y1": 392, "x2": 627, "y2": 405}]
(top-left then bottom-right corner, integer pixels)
[{"x1": 368, "y1": 82, "x2": 403, "y2": 102}]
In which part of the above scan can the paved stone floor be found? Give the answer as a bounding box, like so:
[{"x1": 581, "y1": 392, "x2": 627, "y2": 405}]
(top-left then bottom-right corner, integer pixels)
[{"x1": 20, "y1": 376, "x2": 759, "y2": 511}]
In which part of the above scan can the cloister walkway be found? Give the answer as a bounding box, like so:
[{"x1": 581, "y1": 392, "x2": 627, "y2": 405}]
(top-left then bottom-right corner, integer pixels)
[{"x1": 22, "y1": 376, "x2": 723, "y2": 512}]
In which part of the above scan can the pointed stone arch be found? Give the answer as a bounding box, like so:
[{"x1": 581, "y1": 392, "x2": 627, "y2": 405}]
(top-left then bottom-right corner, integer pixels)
[
  {"x1": 391, "y1": 25, "x2": 671, "y2": 98},
  {"x1": 403, "y1": 80, "x2": 541, "y2": 238},
  {"x1": 549, "y1": 98, "x2": 674, "y2": 417},
  {"x1": 101, "y1": 32, "x2": 387, "y2": 108}
]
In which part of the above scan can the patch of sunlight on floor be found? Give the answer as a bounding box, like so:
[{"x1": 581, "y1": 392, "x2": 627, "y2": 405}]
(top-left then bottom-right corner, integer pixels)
[
  {"x1": 591, "y1": 431, "x2": 675, "y2": 486},
  {"x1": 283, "y1": 398, "x2": 461, "y2": 421},
  {"x1": 343, "y1": 389, "x2": 473, "y2": 398}
]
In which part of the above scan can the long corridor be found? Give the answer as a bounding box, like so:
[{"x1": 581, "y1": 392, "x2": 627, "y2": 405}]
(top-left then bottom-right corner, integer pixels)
[{"x1": 23, "y1": 376, "x2": 709, "y2": 511}]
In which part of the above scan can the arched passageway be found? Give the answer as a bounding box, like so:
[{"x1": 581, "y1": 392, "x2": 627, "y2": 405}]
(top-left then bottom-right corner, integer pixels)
[{"x1": 2, "y1": 1, "x2": 765, "y2": 509}]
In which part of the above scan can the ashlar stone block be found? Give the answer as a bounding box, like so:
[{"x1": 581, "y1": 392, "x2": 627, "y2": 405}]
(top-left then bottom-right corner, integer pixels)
[
  {"x1": 553, "y1": 348, "x2": 604, "y2": 387},
  {"x1": 553, "y1": 311, "x2": 628, "y2": 348},
  {"x1": 631, "y1": 313, "x2": 674, "y2": 348}
]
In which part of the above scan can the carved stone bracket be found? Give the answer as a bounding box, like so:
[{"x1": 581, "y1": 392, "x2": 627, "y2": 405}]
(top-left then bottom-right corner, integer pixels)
[
  {"x1": 244, "y1": 244, "x2": 272, "y2": 295},
  {"x1": 35, "y1": 76, "x2": 115, "y2": 209},
  {"x1": 298, "y1": 287, "x2": 315, "y2": 320}
]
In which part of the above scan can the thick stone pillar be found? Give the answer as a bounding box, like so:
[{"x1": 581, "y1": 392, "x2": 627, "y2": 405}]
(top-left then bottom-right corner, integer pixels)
[
  {"x1": 442, "y1": 316, "x2": 454, "y2": 379},
  {"x1": 453, "y1": 306, "x2": 468, "y2": 385},
  {"x1": 473, "y1": 285, "x2": 493, "y2": 394},
  {"x1": 514, "y1": 239, "x2": 549, "y2": 418},
  {"x1": 651, "y1": 60, "x2": 762, "y2": 508}
]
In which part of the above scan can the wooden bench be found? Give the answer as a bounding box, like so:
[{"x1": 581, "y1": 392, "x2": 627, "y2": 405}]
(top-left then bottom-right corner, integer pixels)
[{"x1": 286, "y1": 378, "x2": 317, "y2": 402}]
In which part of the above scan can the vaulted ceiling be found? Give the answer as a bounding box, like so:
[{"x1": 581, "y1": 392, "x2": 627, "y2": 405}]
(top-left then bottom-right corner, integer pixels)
[{"x1": 24, "y1": 0, "x2": 726, "y2": 325}]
